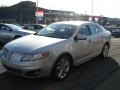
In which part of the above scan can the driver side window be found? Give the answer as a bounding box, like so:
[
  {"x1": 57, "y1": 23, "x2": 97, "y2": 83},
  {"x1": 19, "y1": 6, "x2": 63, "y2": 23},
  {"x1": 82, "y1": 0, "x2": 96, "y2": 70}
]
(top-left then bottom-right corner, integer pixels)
[{"x1": 78, "y1": 25, "x2": 90, "y2": 36}]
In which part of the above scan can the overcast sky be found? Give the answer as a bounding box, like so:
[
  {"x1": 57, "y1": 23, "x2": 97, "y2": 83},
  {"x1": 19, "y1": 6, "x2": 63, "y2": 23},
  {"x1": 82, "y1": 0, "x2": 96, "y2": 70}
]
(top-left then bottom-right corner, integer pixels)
[{"x1": 0, "y1": 0, "x2": 120, "y2": 18}]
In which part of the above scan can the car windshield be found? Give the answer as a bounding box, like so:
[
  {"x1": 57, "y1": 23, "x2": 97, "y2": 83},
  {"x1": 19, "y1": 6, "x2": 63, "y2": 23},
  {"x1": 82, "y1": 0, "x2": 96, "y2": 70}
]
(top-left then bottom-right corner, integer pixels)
[
  {"x1": 37, "y1": 24, "x2": 77, "y2": 39},
  {"x1": 8, "y1": 24, "x2": 22, "y2": 30}
]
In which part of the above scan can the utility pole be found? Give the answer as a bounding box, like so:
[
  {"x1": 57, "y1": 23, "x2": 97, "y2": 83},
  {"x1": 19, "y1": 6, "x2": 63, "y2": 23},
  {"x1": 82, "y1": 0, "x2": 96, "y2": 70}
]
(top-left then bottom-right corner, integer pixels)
[
  {"x1": 91, "y1": 0, "x2": 94, "y2": 16},
  {"x1": 91, "y1": 0, "x2": 94, "y2": 21},
  {"x1": 36, "y1": 0, "x2": 39, "y2": 24}
]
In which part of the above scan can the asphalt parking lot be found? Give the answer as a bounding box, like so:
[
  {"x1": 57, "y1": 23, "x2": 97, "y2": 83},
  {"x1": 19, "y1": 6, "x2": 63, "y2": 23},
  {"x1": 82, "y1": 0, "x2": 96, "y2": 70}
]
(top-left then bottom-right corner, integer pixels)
[{"x1": 0, "y1": 38, "x2": 120, "y2": 90}]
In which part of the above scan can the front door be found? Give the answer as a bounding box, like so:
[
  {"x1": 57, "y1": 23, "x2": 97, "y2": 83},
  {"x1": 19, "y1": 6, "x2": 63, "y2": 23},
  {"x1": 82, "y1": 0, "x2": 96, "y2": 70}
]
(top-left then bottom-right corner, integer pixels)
[{"x1": 73, "y1": 25, "x2": 93, "y2": 63}]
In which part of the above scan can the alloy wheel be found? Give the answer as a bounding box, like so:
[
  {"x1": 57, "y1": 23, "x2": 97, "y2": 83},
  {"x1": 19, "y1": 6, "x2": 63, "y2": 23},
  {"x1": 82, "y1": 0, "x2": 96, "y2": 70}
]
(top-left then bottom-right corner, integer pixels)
[
  {"x1": 53, "y1": 56, "x2": 71, "y2": 80},
  {"x1": 103, "y1": 45, "x2": 109, "y2": 58}
]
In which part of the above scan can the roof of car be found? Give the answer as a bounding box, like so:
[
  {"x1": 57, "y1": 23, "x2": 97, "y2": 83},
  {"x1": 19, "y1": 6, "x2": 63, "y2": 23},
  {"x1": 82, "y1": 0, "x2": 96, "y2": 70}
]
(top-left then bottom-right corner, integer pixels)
[
  {"x1": 0, "y1": 23, "x2": 12, "y2": 25},
  {"x1": 0, "y1": 23, "x2": 18, "y2": 26},
  {"x1": 53, "y1": 21, "x2": 94, "y2": 26}
]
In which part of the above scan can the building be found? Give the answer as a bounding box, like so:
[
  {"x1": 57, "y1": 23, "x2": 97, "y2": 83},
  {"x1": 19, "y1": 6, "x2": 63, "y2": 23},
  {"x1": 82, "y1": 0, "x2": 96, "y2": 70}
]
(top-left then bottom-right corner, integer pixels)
[
  {"x1": 0, "y1": 1, "x2": 36, "y2": 24},
  {"x1": 0, "y1": 1, "x2": 76, "y2": 24}
]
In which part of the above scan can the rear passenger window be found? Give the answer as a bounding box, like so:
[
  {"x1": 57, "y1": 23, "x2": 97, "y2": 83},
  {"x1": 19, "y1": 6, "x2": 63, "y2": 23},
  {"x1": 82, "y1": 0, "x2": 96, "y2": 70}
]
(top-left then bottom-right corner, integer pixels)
[
  {"x1": 0, "y1": 25, "x2": 11, "y2": 31},
  {"x1": 28, "y1": 26, "x2": 34, "y2": 30},
  {"x1": 89, "y1": 25, "x2": 103, "y2": 34},
  {"x1": 34, "y1": 25, "x2": 39, "y2": 29}
]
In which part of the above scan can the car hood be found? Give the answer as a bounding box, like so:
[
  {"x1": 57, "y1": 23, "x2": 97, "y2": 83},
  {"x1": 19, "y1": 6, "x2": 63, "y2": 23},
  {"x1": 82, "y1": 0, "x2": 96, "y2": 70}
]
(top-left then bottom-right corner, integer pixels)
[{"x1": 5, "y1": 35, "x2": 65, "y2": 53}]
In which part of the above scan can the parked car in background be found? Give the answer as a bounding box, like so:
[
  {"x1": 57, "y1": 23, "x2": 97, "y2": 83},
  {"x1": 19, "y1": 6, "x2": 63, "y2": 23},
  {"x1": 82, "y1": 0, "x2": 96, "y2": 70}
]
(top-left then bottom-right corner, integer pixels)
[
  {"x1": 111, "y1": 29, "x2": 120, "y2": 38},
  {"x1": 0, "y1": 24, "x2": 35, "y2": 44},
  {"x1": 1, "y1": 21, "x2": 111, "y2": 80},
  {"x1": 23, "y1": 24, "x2": 46, "y2": 32},
  {"x1": 107, "y1": 28, "x2": 120, "y2": 38},
  {"x1": 19, "y1": 24, "x2": 26, "y2": 28}
]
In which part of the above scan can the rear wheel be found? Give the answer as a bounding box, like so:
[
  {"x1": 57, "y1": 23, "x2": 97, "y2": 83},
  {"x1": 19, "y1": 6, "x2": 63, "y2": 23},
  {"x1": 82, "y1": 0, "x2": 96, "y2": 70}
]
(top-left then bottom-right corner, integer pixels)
[
  {"x1": 52, "y1": 55, "x2": 71, "y2": 80},
  {"x1": 100, "y1": 44, "x2": 109, "y2": 58},
  {"x1": 115, "y1": 36, "x2": 118, "y2": 38}
]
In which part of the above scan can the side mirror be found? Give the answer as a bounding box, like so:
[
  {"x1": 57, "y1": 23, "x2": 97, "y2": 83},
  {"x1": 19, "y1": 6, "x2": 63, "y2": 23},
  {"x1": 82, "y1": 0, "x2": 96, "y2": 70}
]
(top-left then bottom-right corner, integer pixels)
[{"x1": 74, "y1": 34, "x2": 87, "y2": 40}]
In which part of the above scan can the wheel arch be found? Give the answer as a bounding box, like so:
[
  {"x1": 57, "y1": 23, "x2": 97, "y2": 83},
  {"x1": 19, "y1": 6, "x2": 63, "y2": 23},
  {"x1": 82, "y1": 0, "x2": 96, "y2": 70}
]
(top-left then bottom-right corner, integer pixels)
[
  {"x1": 104, "y1": 42, "x2": 110, "y2": 49},
  {"x1": 50, "y1": 52, "x2": 74, "y2": 75},
  {"x1": 57, "y1": 53, "x2": 74, "y2": 66}
]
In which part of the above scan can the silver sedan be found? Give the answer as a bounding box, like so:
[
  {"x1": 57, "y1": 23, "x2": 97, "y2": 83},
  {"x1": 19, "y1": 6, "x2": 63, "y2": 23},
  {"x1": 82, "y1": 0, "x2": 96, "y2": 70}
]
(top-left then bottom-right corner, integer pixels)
[
  {"x1": 1, "y1": 21, "x2": 111, "y2": 80},
  {"x1": 0, "y1": 24, "x2": 35, "y2": 44}
]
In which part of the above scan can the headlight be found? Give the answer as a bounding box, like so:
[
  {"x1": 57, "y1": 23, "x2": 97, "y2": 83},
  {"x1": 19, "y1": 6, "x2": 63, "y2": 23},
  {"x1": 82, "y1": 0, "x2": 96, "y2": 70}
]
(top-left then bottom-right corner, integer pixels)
[{"x1": 21, "y1": 52, "x2": 49, "y2": 61}]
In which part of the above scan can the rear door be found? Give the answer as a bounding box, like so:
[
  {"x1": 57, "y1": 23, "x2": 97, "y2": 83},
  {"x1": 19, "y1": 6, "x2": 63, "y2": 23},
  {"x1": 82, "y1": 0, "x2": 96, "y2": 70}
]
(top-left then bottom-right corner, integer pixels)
[
  {"x1": 0, "y1": 25, "x2": 13, "y2": 42},
  {"x1": 88, "y1": 24, "x2": 104, "y2": 55}
]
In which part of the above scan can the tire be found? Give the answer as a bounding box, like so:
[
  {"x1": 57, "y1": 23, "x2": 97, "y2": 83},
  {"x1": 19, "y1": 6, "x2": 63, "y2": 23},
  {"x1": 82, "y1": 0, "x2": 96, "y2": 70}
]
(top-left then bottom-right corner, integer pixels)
[
  {"x1": 100, "y1": 44, "x2": 109, "y2": 58},
  {"x1": 52, "y1": 55, "x2": 72, "y2": 80},
  {"x1": 115, "y1": 36, "x2": 118, "y2": 38}
]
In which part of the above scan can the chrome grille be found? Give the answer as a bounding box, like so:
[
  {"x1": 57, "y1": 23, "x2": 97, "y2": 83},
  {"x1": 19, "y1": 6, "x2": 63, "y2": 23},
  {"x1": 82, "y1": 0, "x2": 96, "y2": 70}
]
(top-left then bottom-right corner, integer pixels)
[{"x1": 2, "y1": 48, "x2": 9, "y2": 59}]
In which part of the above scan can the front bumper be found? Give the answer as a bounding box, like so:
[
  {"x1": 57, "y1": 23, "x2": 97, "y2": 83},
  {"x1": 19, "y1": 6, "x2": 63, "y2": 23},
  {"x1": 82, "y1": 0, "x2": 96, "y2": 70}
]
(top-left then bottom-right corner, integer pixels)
[
  {"x1": 2, "y1": 63, "x2": 41, "y2": 78},
  {"x1": 1, "y1": 56, "x2": 54, "y2": 78}
]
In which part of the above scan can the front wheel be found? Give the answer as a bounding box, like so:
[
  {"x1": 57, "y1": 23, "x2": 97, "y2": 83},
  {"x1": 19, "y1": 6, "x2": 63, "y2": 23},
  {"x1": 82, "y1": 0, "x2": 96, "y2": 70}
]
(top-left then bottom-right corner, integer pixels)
[
  {"x1": 52, "y1": 55, "x2": 71, "y2": 80},
  {"x1": 100, "y1": 44, "x2": 109, "y2": 58}
]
